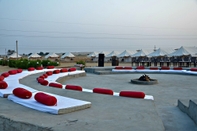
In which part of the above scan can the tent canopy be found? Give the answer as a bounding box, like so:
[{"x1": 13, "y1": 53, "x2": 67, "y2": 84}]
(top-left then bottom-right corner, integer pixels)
[
  {"x1": 117, "y1": 50, "x2": 135, "y2": 58},
  {"x1": 148, "y1": 48, "x2": 168, "y2": 57},
  {"x1": 106, "y1": 51, "x2": 120, "y2": 57},
  {"x1": 45, "y1": 52, "x2": 59, "y2": 59},
  {"x1": 131, "y1": 50, "x2": 147, "y2": 57},
  {"x1": 8, "y1": 52, "x2": 22, "y2": 59},
  {"x1": 28, "y1": 53, "x2": 41, "y2": 59},
  {"x1": 87, "y1": 52, "x2": 98, "y2": 58},
  {"x1": 169, "y1": 46, "x2": 191, "y2": 57},
  {"x1": 61, "y1": 52, "x2": 75, "y2": 58}
]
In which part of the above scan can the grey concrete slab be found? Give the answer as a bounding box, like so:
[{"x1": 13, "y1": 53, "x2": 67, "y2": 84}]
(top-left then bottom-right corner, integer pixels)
[
  {"x1": 64, "y1": 71, "x2": 197, "y2": 131},
  {"x1": 1, "y1": 67, "x2": 197, "y2": 131},
  {"x1": 0, "y1": 72, "x2": 164, "y2": 131}
]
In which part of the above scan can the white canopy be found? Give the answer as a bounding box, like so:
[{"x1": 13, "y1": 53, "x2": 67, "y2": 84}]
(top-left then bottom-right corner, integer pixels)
[
  {"x1": 131, "y1": 50, "x2": 147, "y2": 57},
  {"x1": 148, "y1": 48, "x2": 168, "y2": 57},
  {"x1": 169, "y1": 46, "x2": 191, "y2": 57},
  {"x1": 8, "y1": 52, "x2": 22, "y2": 59},
  {"x1": 183, "y1": 46, "x2": 197, "y2": 57},
  {"x1": 45, "y1": 52, "x2": 59, "y2": 59},
  {"x1": 87, "y1": 52, "x2": 98, "y2": 58},
  {"x1": 61, "y1": 52, "x2": 75, "y2": 58},
  {"x1": 28, "y1": 53, "x2": 41, "y2": 59},
  {"x1": 106, "y1": 51, "x2": 120, "y2": 57},
  {"x1": 117, "y1": 50, "x2": 134, "y2": 58}
]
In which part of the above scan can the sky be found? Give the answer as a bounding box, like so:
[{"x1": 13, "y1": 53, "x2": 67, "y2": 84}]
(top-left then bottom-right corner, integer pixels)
[{"x1": 0, "y1": 0, "x2": 197, "y2": 55}]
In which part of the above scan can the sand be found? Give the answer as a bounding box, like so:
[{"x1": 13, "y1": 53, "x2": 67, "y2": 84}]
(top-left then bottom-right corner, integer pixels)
[{"x1": 0, "y1": 61, "x2": 132, "y2": 72}]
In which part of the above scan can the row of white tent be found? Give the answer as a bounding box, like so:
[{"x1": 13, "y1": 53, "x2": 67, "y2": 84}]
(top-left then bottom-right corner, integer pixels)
[
  {"x1": 88, "y1": 46, "x2": 197, "y2": 58},
  {"x1": 7, "y1": 52, "x2": 75, "y2": 59},
  {"x1": 6, "y1": 46, "x2": 197, "y2": 60}
]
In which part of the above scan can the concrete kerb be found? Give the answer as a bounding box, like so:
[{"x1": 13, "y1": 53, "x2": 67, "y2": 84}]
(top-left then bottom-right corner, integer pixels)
[{"x1": 178, "y1": 99, "x2": 197, "y2": 125}]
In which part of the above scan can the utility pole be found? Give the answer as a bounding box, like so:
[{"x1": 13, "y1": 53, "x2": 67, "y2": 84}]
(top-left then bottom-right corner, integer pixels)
[
  {"x1": 16, "y1": 40, "x2": 18, "y2": 59},
  {"x1": 5, "y1": 48, "x2": 6, "y2": 57}
]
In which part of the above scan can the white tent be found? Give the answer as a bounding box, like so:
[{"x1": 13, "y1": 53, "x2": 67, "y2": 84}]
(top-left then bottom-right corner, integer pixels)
[
  {"x1": 8, "y1": 52, "x2": 22, "y2": 59},
  {"x1": 183, "y1": 46, "x2": 197, "y2": 57},
  {"x1": 169, "y1": 46, "x2": 191, "y2": 57},
  {"x1": 45, "y1": 52, "x2": 59, "y2": 59},
  {"x1": 131, "y1": 50, "x2": 147, "y2": 57},
  {"x1": 117, "y1": 50, "x2": 133, "y2": 57},
  {"x1": 148, "y1": 48, "x2": 168, "y2": 57},
  {"x1": 132, "y1": 49, "x2": 154, "y2": 57},
  {"x1": 117, "y1": 50, "x2": 136, "y2": 62},
  {"x1": 61, "y1": 52, "x2": 75, "y2": 59},
  {"x1": 28, "y1": 53, "x2": 41, "y2": 59},
  {"x1": 106, "y1": 51, "x2": 120, "y2": 58},
  {"x1": 87, "y1": 52, "x2": 98, "y2": 58}
]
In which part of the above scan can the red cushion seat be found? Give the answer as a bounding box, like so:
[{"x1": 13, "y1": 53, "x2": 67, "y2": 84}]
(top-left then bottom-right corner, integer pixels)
[
  {"x1": 13, "y1": 88, "x2": 32, "y2": 99},
  {"x1": 0, "y1": 76, "x2": 4, "y2": 81},
  {"x1": 60, "y1": 68, "x2": 68, "y2": 72},
  {"x1": 36, "y1": 67, "x2": 44, "y2": 70},
  {"x1": 47, "y1": 66, "x2": 54, "y2": 69},
  {"x1": 46, "y1": 71, "x2": 53, "y2": 76},
  {"x1": 0, "y1": 81, "x2": 8, "y2": 89},
  {"x1": 39, "y1": 75, "x2": 45, "y2": 79},
  {"x1": 119, "y1": 91, "x2": 145, "y2": 98},
  {"x1": 136, "y1": 66, "x2": 145, "y2": 70},
  {"x1": 53, "y1": 70, "x2": 60, "y2": 74},
  {"x1": 17, "y1": 69, "x2": 23, "y2": 73},
  {"x1": 28, "y1": 67, "x2": 35, "y2": 71},
  {"x1": 1, "y1": 72, "x2": 9, "y2": 78},
  {"x1": 49, "y1": 83, "x2": 63, "y2": 88},
  {"x1": 173, "y1": 67, "x2": 183, "y2": 70},
  {"x1": 37, "y1": 78, "x2": 44, "y2": 83},
  {"x1": 93, "y1": 88, "x2": 114, "y2": 95},
  {"x1": 68, "y1": 67, "x2": 76, "y2": 72},
  {"x1": 124, "y1": 67, "x2": 132, "y2": 70},
  {"x1": 34, "y1": 92, "x2": 57, "y2": 106},
  {"x1": 8, "y1": 70, "x2": 18, "y2": 75},
  {"x1": 40, "y1": 80, "x2": 49, "y2": 86},
  {"x1": 42, "y1": 74, "x2": 48, "y2": 78},
  {"x1": 115, "y1": 66, "x2": 124, "y2": 70},
  {"x1": 161, "y1": 66, "x2": 170, "y2": 70},
  {"x1": 65, "y1": 85, "x2": 82, "y2": 91},
  {"x1": 149, "y1": 67, "x2": 158, "y2": 70},
  {"x1": 190, "y1": 68, "x2": 197, "y2": 72}
]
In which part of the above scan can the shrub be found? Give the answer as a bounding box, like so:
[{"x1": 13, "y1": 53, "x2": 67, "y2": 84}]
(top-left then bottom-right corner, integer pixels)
[
  {"x1": 16, "y1": 59, "x2": 29, "y2": 69},
  {"x1": 0, "y1": 59, "x2": 8, "y2": 66},
  {"x1": 9, "y1": 60, "x2": 17, "y2": 68},
  {"x1": 1, "y1": 59, "x2": 58, "y2": 69},
  {"x1": 76, "y1": 60, "x2": 86, "y2": 66},
  {"x1": 50, "y1": 61, "x2": 60, "y2": 66},
  {"x1": 41, "y1": 60, "x2": 51, "y2": 67}
]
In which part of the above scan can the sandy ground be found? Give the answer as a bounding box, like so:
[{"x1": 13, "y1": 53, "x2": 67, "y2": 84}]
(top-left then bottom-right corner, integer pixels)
[
  {"x1": 0, "y1": 66, "x2": 16, "y2": 72},
  {"x1": 0, "y1": 62, "x2": 132, "y2": 72}
]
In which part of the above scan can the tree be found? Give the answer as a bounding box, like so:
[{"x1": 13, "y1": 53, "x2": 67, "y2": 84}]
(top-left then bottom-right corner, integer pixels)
[{"x1": 7, "y1": 49, "x2": 15, "y2": 55}]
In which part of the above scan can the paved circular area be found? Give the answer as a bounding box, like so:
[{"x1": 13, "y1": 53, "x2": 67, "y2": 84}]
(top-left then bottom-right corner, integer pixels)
[
  {"x1": 1, "y1": 69, "x2": 197, "y2": 131},
  {"x1": 63, "y1": 73, "x2": 197, "y2": 131}
]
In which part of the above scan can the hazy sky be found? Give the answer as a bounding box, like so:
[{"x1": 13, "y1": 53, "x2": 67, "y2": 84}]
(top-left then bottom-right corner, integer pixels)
[{"x1": 0, "y1": 0, "x2": 197, "y2": 54}]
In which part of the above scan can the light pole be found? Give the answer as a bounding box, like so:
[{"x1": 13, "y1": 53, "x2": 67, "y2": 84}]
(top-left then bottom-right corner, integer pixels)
[{"x1": 16, "y1": 40, "x2": 18, "y2": 59}]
